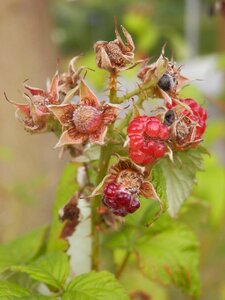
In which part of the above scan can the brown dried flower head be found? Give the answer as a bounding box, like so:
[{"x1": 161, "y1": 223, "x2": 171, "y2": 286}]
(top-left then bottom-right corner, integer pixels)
[
  {"x1": 6, "y1": 73, "x2": 59, "y2": 133},
  {"x1": 48, "y1": 80, "x2": 119, "y2": 148},
  {"x1": 94, "y1": 20, "x2": 135, "y2": 72}
]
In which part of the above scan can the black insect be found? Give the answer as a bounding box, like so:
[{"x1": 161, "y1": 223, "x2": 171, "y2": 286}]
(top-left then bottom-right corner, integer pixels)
[
  {"x1": 164, "y1": 109, "x2": 175, "y2": 126},
  {"x1": 158, "y1": 74, "x2": 175, "y2": 92}
]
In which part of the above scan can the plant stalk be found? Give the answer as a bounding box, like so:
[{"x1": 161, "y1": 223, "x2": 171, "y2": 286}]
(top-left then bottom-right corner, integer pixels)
[{"x1": 115, "y1": 251, "x2": 131, "y2": 279}]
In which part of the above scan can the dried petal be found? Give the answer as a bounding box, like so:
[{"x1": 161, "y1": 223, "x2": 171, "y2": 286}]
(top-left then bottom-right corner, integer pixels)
[
  {"x1": 55, "y1": 128, "x2": 87, "y2": 148},
  {"x1": 80, "y1": 80, "x2": 100, "y2": 107},
  {"x1": 89, "y1": 125, "x2": 107, "y2": 144},
  {"x1": 48, "y1": 104, "x2": 75, "y2": 126},
  {"x1": 101, "y1": 104, "x2": 119, "y2": 125}
]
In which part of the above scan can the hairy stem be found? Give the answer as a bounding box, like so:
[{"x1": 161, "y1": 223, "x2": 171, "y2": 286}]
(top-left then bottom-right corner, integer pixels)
[
  {"x1": 91, "y1": 108, "x2": 115, "y2": 271},
  {"x1": 109, "y1": 71, "x2": 118, "y2": 103}
]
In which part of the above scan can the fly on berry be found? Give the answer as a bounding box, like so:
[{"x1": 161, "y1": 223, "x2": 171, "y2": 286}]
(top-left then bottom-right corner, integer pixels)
[{"x1": 164, "y1": 109, "x2": 175, "y2": 126}]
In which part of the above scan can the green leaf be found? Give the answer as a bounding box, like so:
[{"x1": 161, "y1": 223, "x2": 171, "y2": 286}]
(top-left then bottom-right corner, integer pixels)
[
  {"x1": 0, "y1": 226, "x2": 47, "y2": 274},
  {"x1": 153, "y1": 147, "x2": 205, "y2": 217},
  {"x1": 0, "y1": 280, "x2": 30, "y2": 299},
  {"x1": 135, "y1": 221, "x2": 200, "y2": 298},
  {"x1": 103, "y1": 200, "x2": 162, "y2": 251},
  {"x1": 62, "y1": 271, "x2": 129, "y2": 300},
  {"x1": 47, "y1": 162, "x2": 79, "y2": 252},
  {"x1": 12, "y1": 252, "x2": 69, "y2": 291}
]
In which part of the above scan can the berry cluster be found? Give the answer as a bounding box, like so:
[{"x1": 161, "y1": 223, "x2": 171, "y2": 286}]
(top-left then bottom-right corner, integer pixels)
[
  {"x1": 103, "y1": 182, "x2": 140, "y2": 216},
  {"x1": 127, "y1": 116, "x2": 169, "y2": 165}
]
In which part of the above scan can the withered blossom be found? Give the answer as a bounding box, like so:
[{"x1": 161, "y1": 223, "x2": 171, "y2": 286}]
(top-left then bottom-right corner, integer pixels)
[
  {"x1": 48, "y1": 80, "x2": 119, "y2": 148},
  {"x1": 138, "y1": 50, "x2": 189, "y2": 104},
  {"x1": 94, "y1": 21, "x2": 135, "y2": 72},
  {"x1": 59, "y1": 194, "x2": 80, "y2": 240},
  {"x1": 101, "y1": 158, "x2": 158, "y2": 200},
  {"x1": 6, "y1": 73, "x2": 59, "y2": 133},
  {"x1": 58, "y1": 56, "x2": 85, "y2": 102}
]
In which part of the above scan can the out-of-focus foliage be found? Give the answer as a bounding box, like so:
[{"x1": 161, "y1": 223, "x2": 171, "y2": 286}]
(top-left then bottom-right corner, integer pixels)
[{"x1": 51, "y1": 0, "x2": 217, "y2": 59}]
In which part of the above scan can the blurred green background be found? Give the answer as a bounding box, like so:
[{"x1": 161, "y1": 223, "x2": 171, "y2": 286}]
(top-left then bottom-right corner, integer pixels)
[{"x1": 0, "y1": 0, "x2": 225, "y2": 299}]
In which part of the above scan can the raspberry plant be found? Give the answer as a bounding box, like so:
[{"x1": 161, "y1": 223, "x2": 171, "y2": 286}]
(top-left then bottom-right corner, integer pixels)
[{"x1": 1, "y1": 20, "x2": 208, "y2": 299}]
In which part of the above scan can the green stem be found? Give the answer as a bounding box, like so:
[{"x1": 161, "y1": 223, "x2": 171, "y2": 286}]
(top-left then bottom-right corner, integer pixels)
[
  {"x1": 116, "y1": 91, "x2": 148, "y2": 132},
  {"x1": 116, "y1": 80, "x2": 156, "y2": 104},
  {"x1": 91, "y1": 144, "x2": 112, "y2": 271},
  {"x1": 91, "y1": 71, "x2": 119, "y2": 271},
  {"x1": 115, "y1": 251, "x2": 131, "y2": 279}
]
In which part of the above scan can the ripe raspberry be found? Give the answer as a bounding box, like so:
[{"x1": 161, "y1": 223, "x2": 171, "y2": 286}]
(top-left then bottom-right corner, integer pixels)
[
  {"x1": 127, "y1": 116, "x2": 169, "y2": 165},
  {"x1": 102, "y1": 183, "x2": 140, "y2": 216}
]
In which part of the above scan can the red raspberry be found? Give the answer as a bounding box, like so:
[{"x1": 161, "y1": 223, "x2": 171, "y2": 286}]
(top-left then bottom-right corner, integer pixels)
[
  {"x1": 127, "y1": 116, "x2": 148, "y2": 135},
  {"x1": 129, "y1": 135, "x2": 144, "y2": 149},
  {"x1": 127, "y1": 197, "x2": 140, "y2": 213},
  {"x1": 127, "y1": 116, "x2": 169, "y2": 165},
  {"x1": 154, "y1": 143, "x2": 166, "y2": 158},
  {"x1": 102, "y1": 186, "x2": 141, "y2": 217},
  {"x1": 104, "y1": 182, "x2": 120, "y2": 199}
]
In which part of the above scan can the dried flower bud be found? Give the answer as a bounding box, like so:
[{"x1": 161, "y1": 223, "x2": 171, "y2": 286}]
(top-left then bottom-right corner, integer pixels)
[{"x1": 94, "y1": 21, "x2": 135, "y2": 72}]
